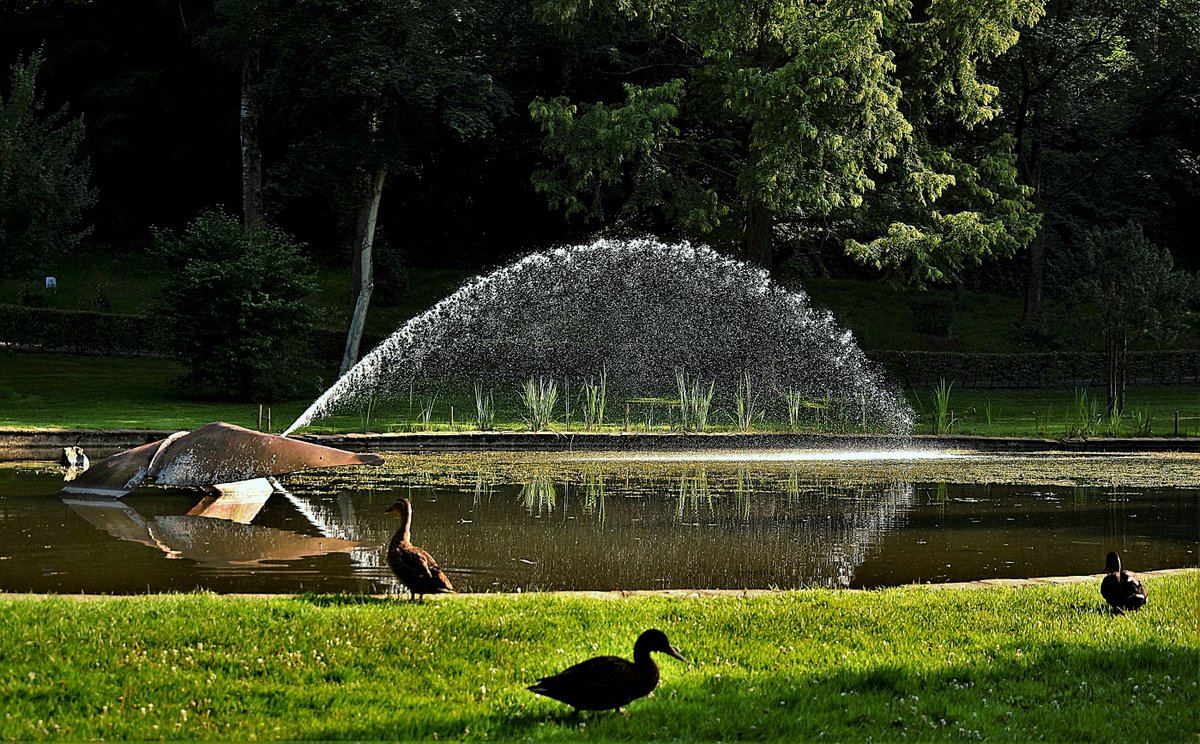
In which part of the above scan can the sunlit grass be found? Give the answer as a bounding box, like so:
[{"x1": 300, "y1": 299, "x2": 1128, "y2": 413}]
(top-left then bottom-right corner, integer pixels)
[
  {"x1": 0, "y1": 574, "x2": 1195, "y2": 740},
  {"x1": 2, "y1": 351, "x2": 1197, "y2": 438}
]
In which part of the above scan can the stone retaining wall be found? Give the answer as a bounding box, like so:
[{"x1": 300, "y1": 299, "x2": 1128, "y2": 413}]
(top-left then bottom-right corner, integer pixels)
[{"x1": 2, "y1": 428, "x2": 1197, "y2": 462}]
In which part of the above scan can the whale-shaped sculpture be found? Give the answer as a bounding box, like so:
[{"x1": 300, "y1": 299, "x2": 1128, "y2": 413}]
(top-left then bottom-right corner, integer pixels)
[{"x1": 60, "y1": 421, "x2": 384, "y2": 498}]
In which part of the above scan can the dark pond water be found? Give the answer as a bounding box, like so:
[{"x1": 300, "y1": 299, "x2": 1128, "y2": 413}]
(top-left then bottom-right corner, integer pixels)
[{"x1": 1, "y1": 450, "x2": 1196, "y2": 594}]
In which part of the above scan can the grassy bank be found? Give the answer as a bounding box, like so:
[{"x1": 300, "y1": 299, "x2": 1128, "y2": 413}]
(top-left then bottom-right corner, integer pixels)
[
  {"x1": 1, "y1": 575, "x2": 1196, "y2": 740},
  {"x1": 2, "y1": 351, "x2": 1197, "y2": 437}
]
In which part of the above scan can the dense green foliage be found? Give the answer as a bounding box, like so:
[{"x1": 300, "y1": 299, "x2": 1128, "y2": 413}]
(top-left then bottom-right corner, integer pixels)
[
  {"x1": 0, "y1": 574, "x2": 1195, "y2": 739},
  {"x1": 531, "y1": 0, "x2": 1043, "y2": 273},
  {"x1": 154, "y1": 209, "x2": 318, "y2": 400},
  {"x1": 994, "y1": 0, "x2": 1200, "y2": 331},
  {"x1": 2, "y1": 0, "x2": 1197, "y2": 278},
  {"x1": 1070, "y1": 223, "x2": 1196, "y2": 412},
  {"x1": 0, "y1": 52, "x2": 95, "y2": 278}
]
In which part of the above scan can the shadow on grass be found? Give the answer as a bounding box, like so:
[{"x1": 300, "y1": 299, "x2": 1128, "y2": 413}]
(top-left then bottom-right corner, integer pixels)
[{"x1": 321, "y1": 638, "x2": 1199, "y2": 740}]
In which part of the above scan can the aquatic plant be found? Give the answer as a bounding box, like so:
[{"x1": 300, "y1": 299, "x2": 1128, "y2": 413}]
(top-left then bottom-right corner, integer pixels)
[
  {"x1": 581, "y1": 367, "x2": 607, "y2": 430},
  {"x1": 676, "y1": 369, "x2": 715, "y2": 432},
  {"x1": 520, "y1": 376, "x2": 558, "y2": 432},
  {"x1": 473, "y1": 381, "x2": 495, "y2": 431},
  {"x1": 418, "y1": 394, "x2": 437, "y2": 430},
  {"x1": 1134, "y1": 406, "x2": 1153, "y2": 436},
  {"x1": 782, "y1": 388, "x2": 830, "y2": 429},
  {"x1": 1070, "y1": 387, "x2": 1101, "y2": 437},
  {"x1": 733, "y1": 370, "x2": 762, "y2": 432},
  {"x1": 1103, "y1": 400, "x2": 1125, "y2": 437},
  {"x1": 359, "y1": 390, "x2": 379, "y2": 434},
  {"x1": 1037, "y1": 404, "x2": 1055, "y2": 438},
  {"x1": 931, "y1": 379, "x2": 957, "y2": 435},
  {"x1": 785, "y1": 389, "x2": 804, "y2": 430}
]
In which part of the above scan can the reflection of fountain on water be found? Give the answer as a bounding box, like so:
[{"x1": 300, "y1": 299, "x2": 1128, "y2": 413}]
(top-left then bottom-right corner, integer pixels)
[
  {"x1": 285, "y1": 238, "x2": 914, "y2": 435},
  {"x1": 520, "y1": 473, "x2": 557, "y2": 516},
  {"x1": 581, "y1": 472, "x2": 607, "y2": 525},
  {"x1": 491, "y1": 464, "x2": 916, "y2": 588},
  {"x1": 675, "y1": 470, "x2": 713, "y2": 521}
]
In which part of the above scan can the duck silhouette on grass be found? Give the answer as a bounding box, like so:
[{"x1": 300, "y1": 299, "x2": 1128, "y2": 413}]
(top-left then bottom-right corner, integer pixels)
[
  {"x1": 527, "y1": 628, "x2": 687, "y2": 715},
  {"x1": 1100, "y1": 550, "x2": 1147, "y2": 613}
]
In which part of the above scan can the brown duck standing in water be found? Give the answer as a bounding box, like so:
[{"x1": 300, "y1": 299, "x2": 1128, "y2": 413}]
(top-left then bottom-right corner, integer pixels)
[
  {"x1": 527, "y1": 628, "x2": 687, "y2": 713},
  {"x1": 385, "y1": 499, "x2": 455, "y2": 601},
  {"x1": 1101, "y1": 551, "x2": 1147, "y2": 612}
]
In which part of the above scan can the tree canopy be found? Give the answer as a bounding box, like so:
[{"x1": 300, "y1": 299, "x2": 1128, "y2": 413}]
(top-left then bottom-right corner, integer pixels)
[
  {"x1": 0, "y1": 52, "x2": 95, "y2": 278},
  {"x1": 530, "y1": 0, "x2": 1043, "y2": 276}
]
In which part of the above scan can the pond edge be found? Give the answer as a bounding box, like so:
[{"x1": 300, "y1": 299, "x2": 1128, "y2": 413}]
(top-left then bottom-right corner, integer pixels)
[
  {"x1": 2, "y1": 427, "x2": 1199, "y2": 461},
  {"x1": 1, "y1": 567, "x2": 1194, "y2": 601}
]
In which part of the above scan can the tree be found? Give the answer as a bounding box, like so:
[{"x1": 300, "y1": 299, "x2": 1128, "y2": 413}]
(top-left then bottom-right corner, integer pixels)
[
  {"x1": 0, "y1": 51, "x2": 96, "y2": 278},
  {"x1": 1073, "y1": 223, "x2": 1193, "y2": 414},
  {"x1": 530, "y1": 0, "x2": 1042, "y2": 273},
  {"x1": 155, "y1": 208, "x2": 317, "y2": 400},
  {"x1": 996, "y1": 0, "x2": 1200, "y2": 334},
  {"x1": 204, "y1": 0, "x2": 273, "y2": 229},
  {"x1": 260, "y1": 0, "x2": 513, "y2": 376}
]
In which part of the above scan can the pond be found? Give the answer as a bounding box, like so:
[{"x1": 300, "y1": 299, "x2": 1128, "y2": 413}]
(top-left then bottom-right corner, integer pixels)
[{"x1": 1, "y1": 449, "x2": 1196, "y2": 595}]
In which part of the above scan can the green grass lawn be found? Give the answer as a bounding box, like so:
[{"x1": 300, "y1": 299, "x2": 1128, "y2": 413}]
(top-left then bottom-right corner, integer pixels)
[
  {"x1": 0, "y1": 353, "x2": 311, "y2": 432},
  {"x1": 908, "y1": 384, "x2": 1200, "y2": 438},
  {"x1": 2, "y1": 350, "x2": 1198, "y2": 437},
  {"x1": 1, "y1": 574, "x2": 1195, "y2": 740}
]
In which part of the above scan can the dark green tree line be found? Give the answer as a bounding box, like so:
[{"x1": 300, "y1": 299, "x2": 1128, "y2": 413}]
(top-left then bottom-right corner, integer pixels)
[{"x1": 0, "y1": 52, "x2": 96, "y2": 278}]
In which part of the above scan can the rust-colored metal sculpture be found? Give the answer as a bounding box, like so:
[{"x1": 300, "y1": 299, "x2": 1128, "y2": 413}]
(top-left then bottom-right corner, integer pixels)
[{"x1": 60, "y1": 421, "x2": 383, "y2": 498}]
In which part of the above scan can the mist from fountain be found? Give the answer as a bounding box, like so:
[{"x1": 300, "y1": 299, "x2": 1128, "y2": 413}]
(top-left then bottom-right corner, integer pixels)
[{"x1": 285, "y1": 237, "x2": 915, "y2": 435}]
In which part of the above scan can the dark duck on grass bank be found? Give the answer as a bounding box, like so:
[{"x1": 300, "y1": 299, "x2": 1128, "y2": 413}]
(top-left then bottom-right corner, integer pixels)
[
  {"x1": 1101, "y1": 551, "x2": 1147, "y2": 612},
  {"x1": 385, "y1": 498, "x2": 455, "y2": 600},
  {"x1": 528, "y1": 629, "x2": 687, "y2": 713}
]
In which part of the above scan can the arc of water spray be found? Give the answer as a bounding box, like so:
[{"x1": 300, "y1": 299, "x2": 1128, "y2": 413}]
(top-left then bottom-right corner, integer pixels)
[{"x1": 284, "y1": 237, "x2": 916, "y2": 436}]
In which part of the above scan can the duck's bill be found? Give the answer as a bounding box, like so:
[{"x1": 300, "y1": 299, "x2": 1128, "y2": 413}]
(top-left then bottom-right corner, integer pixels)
[{"x1": 668, "y1": 646, "x2": 688, "y2": 663}]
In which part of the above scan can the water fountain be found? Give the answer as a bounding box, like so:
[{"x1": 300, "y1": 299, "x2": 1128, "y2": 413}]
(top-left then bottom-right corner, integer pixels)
[{"x1": 286, "y1": 237, "x2": 915, "y2": 435}]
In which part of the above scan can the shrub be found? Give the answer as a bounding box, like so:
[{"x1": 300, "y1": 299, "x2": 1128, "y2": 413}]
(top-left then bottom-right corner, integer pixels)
[{"x1": 154, "y1": 208, "x2": 317, "y2": 400}]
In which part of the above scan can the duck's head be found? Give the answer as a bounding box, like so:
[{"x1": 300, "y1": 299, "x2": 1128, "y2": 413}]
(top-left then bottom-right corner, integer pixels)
[
  {"x1": 385, "y1": 498, "x2": 412, "y2": 516},
  {"x1": 1105, "y1": 551, "x2": 1122, "y2": 573},
  {"x1": 635, "y1": 628, "x2": 687, "y2": 663}
]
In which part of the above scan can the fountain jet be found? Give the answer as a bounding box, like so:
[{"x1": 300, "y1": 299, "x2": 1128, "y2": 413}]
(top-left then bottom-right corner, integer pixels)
[{"x1": 286, "y1": 238, "x2": 915, "y2": 435}]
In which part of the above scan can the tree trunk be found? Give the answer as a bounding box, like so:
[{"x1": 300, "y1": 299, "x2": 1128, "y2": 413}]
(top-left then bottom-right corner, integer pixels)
[
  {"x1": 240, "y1": 50, "x2": 264, "y2": 229},
  {"x1": 1104, "y1": 331, "x2": 1129, "y2": 414},
  {"x1": 1021, "y1": 228, "x2": 1046, "y2": 332},
  {"x1": 741, "y1": 198, "x2": 773, "y2": 269},
  {"x1": 1116, "y1": 334, "x2": 1128, "y2": 414},
  {"x1": 1014, "y1": 53, "x2": 1046, "y2": 336},
  {"x1": 339, "y1": 167, "x2": 387, "y2": 376}
]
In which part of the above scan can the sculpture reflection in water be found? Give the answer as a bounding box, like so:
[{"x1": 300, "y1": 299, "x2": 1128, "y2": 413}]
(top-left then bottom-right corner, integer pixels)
[{"x1": 60, "y1": 488, "x2": 361, "y2": 566}]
